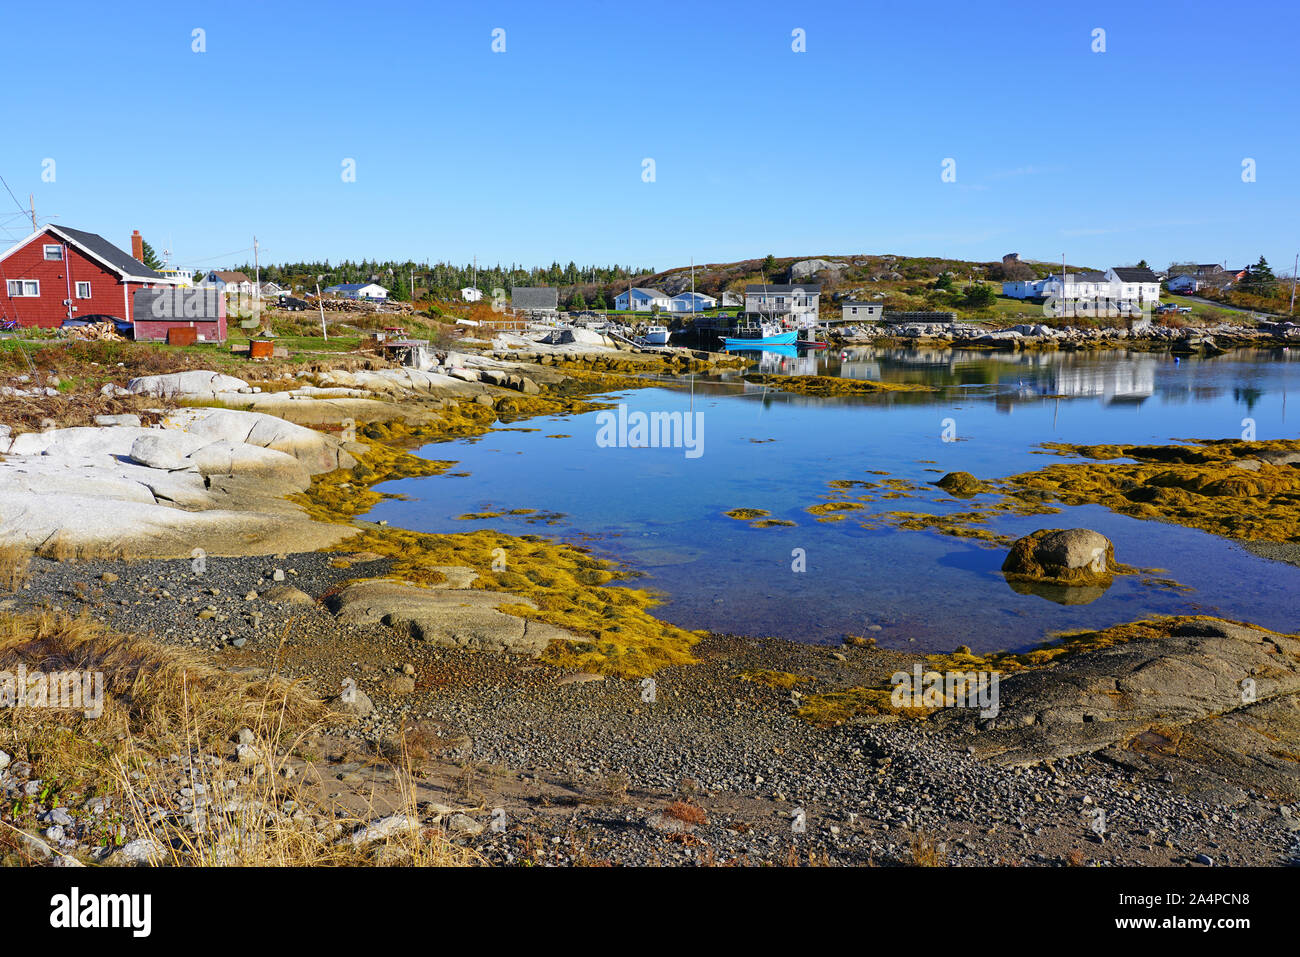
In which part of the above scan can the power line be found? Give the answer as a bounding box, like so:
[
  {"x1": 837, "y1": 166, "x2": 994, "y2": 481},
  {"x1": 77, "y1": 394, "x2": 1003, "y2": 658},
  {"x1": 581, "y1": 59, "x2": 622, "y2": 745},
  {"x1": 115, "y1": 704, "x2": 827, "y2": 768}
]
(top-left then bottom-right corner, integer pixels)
[
  {"x1": 176, "y1": 245, "x2": 257, "y2": 266},
  {"x1": 0, "y1": 173, "x2": 27, "y2": 219}
]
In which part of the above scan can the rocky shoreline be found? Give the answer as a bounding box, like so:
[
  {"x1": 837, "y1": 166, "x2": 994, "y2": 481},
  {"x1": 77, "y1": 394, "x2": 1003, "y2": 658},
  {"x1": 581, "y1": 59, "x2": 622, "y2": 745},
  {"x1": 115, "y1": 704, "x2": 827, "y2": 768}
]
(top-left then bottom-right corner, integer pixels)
[
  {"x1": 5, "y1": 548, "x2": 1299, "y2": 867},
  {"x1": 833, "y1": 317, "x2": 1299, "y2": 352},
  {"x1": 2, "y1": 346, "x2": 1298, "y2": 866}
]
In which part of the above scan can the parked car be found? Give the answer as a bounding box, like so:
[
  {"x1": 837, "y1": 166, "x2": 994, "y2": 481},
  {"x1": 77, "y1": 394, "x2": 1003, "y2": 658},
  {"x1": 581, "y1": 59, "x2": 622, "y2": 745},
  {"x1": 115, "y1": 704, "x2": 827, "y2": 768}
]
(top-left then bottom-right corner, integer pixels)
[
  {"x1": 277, "y1": 296, "x2": 310, "y2": 311},
  {"x1": 62, "y1": 315, "x2": 133, "y2": 337}
]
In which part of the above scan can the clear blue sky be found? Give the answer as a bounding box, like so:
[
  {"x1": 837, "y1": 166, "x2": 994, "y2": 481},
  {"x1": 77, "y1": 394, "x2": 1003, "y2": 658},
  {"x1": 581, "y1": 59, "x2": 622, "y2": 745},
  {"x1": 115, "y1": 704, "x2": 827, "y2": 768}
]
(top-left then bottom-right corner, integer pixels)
[{"x1": 2, "y1": 0, "x2": 1296, "y2": 273}]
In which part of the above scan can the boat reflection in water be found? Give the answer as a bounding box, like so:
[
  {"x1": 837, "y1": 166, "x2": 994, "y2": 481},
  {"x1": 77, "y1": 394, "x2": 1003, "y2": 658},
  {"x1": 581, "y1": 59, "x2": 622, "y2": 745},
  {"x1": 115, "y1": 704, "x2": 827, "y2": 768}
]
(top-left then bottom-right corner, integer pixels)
[{"x1": 732, "y1": 344, "x2": 823, "y2": 376}]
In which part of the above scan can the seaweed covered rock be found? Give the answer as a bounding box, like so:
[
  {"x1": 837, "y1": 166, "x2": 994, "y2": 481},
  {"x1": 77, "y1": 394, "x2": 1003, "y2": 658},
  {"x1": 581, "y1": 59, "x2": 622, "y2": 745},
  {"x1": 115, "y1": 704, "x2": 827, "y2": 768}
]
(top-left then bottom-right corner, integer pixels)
[
  {"x1": 934, "y1": 471, "x2": 987, "y2": 497},
  {"x1": 326, "y1": 578, "x2": 575, "y2": 657},
  {"x1": 930, "y1": 617, "x2": 1300, "y2": 799},
  {"x1": 1001, "y1": 528, "x2": 1115, "y2": 587}
]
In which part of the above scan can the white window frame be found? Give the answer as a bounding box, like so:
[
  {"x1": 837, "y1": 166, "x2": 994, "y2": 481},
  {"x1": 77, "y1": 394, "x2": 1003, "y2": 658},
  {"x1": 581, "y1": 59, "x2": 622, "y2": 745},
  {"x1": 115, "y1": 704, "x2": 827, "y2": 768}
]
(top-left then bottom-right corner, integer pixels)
[
  {"x1": 75, "y1": 281, "x2": 92, "y2": 299},
  {"x1": 6, "y1": 279, "x2": 39, "y2": 297},
  {"x1": 43, "y1": 244, "x2": 63, "y2": 261}
]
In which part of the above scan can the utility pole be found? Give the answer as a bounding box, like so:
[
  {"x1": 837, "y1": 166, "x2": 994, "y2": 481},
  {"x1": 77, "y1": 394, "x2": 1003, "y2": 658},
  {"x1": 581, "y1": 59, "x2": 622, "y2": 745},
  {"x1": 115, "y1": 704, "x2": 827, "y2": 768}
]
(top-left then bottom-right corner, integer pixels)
[
  {"x1": 1290, "y1": 252, "x2": 1298, "y2": 316},
  {"x1": 253, "y1": 236, "x2": 260, "y2": 320},
  {"x1": 28, "y1": 194, "x2": 36, "y2": 231},
  {"x1": 316, "y1": 282, "x2": 327, "y2": 341}
]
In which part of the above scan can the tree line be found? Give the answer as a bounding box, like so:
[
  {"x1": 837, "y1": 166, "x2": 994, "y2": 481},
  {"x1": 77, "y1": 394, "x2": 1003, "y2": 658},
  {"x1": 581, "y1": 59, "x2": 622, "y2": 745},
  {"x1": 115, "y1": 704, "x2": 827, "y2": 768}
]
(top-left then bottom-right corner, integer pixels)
[{"x1": 199, "y1": 258, "x2": 655, "y2": 303}]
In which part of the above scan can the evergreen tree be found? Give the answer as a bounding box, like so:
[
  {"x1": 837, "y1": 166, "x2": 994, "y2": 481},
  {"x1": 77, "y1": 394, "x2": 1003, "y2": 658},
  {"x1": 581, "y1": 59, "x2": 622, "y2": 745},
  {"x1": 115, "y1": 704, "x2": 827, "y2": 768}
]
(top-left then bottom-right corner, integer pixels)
[
  {"x1": 139, "y1": 239, "x2": 162, "y2": 270},
  {"x1": 570, "y1": 290, "x2": 587, "y2": 310},
  {"x1": 1245, "y1": 256, "x2": 1276, "y2": 292},
  {"x1": 962, "y1": 283, "x2": 996, "y2": 309}
]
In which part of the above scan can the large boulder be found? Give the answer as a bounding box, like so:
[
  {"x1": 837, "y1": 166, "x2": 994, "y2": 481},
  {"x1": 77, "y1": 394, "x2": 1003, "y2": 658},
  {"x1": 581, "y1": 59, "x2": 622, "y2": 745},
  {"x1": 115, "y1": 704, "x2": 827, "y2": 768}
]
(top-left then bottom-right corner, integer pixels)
[
  {"x1": 129, "y1": 431, "x2": 207, "y2": 470},
  {"x1": 788, "y1": 259, "x2": 850, "y2": 281},
  {"x1": 0, "y1": 419, "x2": 356, "y2": 558},
  {"x1": 1001, "y1": 528, "x2": 1115, "y2": 587},
  {"x1": 326, "y1": 578, "x2": 574, "y2": 656},
  {"x1": 164, "y1": 408, "x2": 354, "y2": 474},
  {"x1": 184, "y1": 440, "x2": 311, "y2": 488},
  {"x1": 932, "y1": 618, "x2": 1300, "y2": 798},
  {"x1": 127, "y1": 370, "x2": 249, "y2": 398}
]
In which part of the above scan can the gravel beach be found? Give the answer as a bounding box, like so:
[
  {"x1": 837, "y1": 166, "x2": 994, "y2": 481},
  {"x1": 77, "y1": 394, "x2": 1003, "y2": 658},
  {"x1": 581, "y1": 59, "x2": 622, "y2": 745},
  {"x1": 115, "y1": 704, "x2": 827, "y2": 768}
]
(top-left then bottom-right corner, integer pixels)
[{"x1": 7, "y1": 548, "x2": 1298, "y2": 867}]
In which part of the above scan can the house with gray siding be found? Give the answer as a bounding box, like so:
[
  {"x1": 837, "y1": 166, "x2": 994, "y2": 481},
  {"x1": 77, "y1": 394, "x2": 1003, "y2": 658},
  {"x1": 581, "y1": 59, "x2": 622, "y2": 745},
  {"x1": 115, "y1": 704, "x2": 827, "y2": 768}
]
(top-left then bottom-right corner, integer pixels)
[
  {"x1": 744, "y1": 284, "x2": 821, "y2": 323},
  {"x1": 839, "y1": 300, "x2": 883, "y2": 323}
]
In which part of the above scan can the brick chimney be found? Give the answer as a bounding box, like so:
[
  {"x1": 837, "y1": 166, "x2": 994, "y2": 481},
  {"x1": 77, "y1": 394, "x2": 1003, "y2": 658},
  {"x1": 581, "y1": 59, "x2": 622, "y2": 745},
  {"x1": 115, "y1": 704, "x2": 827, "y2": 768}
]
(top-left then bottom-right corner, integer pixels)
[{"x1": 130, "y1": 229, "x2": 144, "y2": 262}]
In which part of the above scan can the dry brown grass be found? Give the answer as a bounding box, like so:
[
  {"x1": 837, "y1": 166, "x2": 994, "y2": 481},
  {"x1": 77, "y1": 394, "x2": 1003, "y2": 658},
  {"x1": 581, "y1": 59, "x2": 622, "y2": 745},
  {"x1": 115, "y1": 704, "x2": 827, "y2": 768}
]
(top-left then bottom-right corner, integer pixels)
[
  {"x1": 908, "y1": 831, "x2": 943, "y2": 867},
  {"x1": 33, "y1": 535, "x2": 137, "y2": 563},
  {"x1": 0, "y1": 545, "x2": 30, "y2": 592},
  {"x1": 664, "y1": 800, "x2": 707, "y2": 826},
  {"x1": 0, "y1": 611, "x2": 477, "y2": 866}
]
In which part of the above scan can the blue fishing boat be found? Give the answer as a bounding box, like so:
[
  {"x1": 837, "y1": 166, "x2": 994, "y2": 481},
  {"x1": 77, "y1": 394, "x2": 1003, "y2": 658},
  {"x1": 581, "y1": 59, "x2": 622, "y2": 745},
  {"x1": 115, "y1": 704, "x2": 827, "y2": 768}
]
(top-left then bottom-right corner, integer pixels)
[{"x1": 721, "y1": 322, "x2": 797, "y2": 348}]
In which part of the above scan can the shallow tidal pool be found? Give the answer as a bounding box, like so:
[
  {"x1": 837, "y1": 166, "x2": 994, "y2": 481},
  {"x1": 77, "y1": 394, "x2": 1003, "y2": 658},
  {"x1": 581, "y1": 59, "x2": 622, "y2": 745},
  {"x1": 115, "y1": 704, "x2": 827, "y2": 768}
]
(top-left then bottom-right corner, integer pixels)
[{"x1": 368, "y1": 345, "x2": 1299, "y2": 653}]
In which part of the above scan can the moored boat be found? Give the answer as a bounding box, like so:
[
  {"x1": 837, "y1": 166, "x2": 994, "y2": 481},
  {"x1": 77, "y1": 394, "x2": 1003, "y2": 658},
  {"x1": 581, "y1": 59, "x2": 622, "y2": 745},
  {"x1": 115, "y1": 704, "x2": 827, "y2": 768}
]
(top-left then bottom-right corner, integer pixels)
[{"x1": 722, "y1": 322, "x2": 797, "y2": 347}]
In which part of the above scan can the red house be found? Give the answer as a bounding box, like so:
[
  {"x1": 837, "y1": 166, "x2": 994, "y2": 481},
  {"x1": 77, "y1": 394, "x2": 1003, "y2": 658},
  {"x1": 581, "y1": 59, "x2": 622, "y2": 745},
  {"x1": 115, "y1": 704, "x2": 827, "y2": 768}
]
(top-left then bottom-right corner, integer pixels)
[{"x1": 0, "y1": 225, "x2": 182, "y2": 330}]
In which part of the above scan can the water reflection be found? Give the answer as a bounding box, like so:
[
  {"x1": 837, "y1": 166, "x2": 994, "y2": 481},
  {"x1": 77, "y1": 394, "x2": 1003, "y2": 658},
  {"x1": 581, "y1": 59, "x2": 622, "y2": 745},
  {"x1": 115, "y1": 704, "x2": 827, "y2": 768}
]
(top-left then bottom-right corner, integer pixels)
[
  {"x1": 722, "y1": 345, "x2": 1295, "y2": 414},
  {"x1": 374, "y1": 346, "x2": 1299, "y2": 651}
]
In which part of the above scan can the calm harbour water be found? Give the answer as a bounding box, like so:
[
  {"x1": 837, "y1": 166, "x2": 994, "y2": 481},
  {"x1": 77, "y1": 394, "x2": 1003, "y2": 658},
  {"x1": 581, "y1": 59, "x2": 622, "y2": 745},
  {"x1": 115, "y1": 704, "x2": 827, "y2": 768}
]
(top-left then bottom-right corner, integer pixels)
[{"x1": 367, "y1": 345, "x2": 1299, "y2": 653}]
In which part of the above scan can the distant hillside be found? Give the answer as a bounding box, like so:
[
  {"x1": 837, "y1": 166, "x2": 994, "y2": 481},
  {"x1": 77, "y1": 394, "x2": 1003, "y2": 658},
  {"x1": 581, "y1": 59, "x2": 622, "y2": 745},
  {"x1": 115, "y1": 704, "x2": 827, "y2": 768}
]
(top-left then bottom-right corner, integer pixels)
[{"x1": 617, "y1": 254, "x2": 1081, "y2": 300}]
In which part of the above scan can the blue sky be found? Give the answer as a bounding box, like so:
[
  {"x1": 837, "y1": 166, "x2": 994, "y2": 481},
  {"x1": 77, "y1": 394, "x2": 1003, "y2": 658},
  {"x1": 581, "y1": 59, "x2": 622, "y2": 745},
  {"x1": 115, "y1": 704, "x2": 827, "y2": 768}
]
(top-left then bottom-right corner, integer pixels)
[{"x1": 2, "y1": 0, "x2": 1296, "y2": 273}]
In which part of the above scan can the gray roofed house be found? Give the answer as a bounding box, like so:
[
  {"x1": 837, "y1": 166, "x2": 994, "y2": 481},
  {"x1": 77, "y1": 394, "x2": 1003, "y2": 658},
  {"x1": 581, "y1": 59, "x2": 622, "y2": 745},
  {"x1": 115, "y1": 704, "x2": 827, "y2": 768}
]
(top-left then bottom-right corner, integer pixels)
[
  {"x1": 54, "y1": 225, "x2": 166, "y2": 281},
  {"x1": 511, "y1": 286, "x2": 559, "y2": 311},
  {"x1": 743, "y1": 283, "x2": 822, "y2": 322},
  {"x1": 1110, "y1": 266, "x2": 1160, "y2": 283}
]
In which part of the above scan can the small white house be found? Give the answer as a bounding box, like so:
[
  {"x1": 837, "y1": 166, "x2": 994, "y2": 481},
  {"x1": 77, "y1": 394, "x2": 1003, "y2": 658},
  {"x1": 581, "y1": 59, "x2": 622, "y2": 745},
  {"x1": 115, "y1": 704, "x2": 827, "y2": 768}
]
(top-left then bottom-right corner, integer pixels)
[
  {"x1": 668, "y1": 291, "x2": 717, "y2": 313},
  {"x1": 199, "y1": 270, "x2": 255, "y2": 296},
  {"x1": 460, "y1": 286, "x2": 483, "y2": 302},
  {"x1": 1105, "y1": 267, "x2": 1161, "y2": 304},
  {"x1": 323, "y1": 282, "x2": 389, "y2": 301},
  {"x1": 1002, "y1": 267, "x2": 1161, "y2": 306},
  {"x1": 1167, "y1": 275, "x2": 1201, "y2": 294},
  {"x1": 614, "y1": 287, "x2": 673, "y2": 312},
  {"x1": 1000, "y1": 278, "x2": 1047, "y2": 299}
]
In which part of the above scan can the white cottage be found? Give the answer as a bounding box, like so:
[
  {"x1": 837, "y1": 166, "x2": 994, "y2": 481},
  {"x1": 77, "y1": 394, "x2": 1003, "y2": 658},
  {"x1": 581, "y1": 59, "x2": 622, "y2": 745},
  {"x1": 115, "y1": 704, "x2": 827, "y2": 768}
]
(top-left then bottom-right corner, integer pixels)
[
  {"x1": 668, "y1": 291, "x2": 718, "y2": 313},
  {"x1": 614, "y1": 287, "x2": 673, "y2": 311}
]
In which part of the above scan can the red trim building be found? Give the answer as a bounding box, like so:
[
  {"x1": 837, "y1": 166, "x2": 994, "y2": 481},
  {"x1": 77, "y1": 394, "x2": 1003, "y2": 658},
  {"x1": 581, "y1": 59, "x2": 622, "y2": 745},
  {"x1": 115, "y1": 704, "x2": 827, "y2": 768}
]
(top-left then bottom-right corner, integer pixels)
[{"x1": 0, "y1": 225, "x2": 182, "y2": 330}]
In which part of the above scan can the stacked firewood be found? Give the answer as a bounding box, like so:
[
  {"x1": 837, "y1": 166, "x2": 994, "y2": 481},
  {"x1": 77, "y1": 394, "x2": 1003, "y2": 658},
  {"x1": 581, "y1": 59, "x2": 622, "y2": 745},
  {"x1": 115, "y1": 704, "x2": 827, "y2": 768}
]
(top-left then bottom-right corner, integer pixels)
[
  {"x1": 61, "y1": 322, "x2": 124, "y2": 342},
  {"x1": 313, "y1": 298, "x2": 417, "y2": 315}
]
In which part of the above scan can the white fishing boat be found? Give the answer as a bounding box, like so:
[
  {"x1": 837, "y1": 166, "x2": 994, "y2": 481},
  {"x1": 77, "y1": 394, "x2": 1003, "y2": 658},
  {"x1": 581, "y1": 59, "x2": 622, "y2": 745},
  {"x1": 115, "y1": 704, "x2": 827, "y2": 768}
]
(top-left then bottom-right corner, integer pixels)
[{"x1": 642, "y1": 325, "x2": 672, "y2": 345}]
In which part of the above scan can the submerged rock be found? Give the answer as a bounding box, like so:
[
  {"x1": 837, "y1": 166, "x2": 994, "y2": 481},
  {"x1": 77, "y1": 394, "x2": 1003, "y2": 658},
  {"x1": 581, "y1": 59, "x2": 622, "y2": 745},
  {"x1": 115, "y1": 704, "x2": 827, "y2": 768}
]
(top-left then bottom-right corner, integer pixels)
[{"x1": 1001, "y1": 528, "x2": 1115, "y2": 588}]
